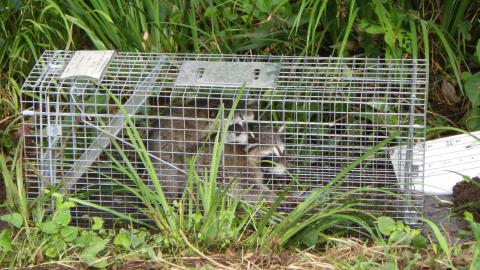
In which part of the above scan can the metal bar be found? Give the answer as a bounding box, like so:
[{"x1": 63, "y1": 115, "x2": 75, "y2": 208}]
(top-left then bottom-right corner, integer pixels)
[{"x1": 59, "y1": 56, "x2": 166, "y2": 194}]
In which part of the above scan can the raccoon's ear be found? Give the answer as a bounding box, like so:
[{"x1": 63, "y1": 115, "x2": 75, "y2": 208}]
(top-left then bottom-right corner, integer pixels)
[{"x1": 277, "y1": 125, "x2": 285, "y2": 133}]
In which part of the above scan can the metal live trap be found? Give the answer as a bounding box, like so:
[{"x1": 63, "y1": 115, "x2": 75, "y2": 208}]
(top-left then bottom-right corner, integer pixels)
[{"x1": 21, "y1": 50, "x2": 428, "y2": 226}]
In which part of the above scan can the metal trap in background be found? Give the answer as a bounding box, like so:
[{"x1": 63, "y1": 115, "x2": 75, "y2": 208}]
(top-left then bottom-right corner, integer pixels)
[{"x1": 21, "y1": 50, "x2": 428, "y2": 227}]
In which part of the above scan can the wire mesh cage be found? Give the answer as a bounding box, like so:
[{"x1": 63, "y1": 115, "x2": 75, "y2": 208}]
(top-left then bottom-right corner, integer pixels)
[{"x1": 21, "y1": 50, "x2": 428, "y2": 227}]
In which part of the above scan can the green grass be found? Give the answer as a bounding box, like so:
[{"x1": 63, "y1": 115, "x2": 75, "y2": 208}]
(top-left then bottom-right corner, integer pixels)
[
  {"x1": 2, "y1": 0, "x2": 479, "y2": 132},
  {"x1": 1, "y1": 0, "x2": 480, "y2": 268},
  {"x1": 2, "y1": 109, "x2": 477, "y2": 268}
]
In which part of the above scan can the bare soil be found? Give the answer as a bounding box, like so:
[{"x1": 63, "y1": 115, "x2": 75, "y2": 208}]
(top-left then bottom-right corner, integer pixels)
[
  {"x1": 422, "y1": 177, "x2": 480, "y2": 242},
  {"x1": 423, "y1": 195, "x2": 470, "y2": 241}
]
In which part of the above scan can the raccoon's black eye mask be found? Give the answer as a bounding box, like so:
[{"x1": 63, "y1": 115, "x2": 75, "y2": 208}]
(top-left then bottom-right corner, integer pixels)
[
  {"x1": 261, "y1": 154, "x2": 284, "y2": 163},
  {"x1": 228, "y1": 123, "x2": 243, "y2": 132},
  {"x1": 261, "y1": 155, "x2": 275, "y2": 167}
]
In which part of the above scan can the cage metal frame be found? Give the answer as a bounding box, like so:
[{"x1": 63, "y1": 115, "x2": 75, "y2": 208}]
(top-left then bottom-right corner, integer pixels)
[{"x1": 21, "y1": 50, "x2": 428, "y2": 227}]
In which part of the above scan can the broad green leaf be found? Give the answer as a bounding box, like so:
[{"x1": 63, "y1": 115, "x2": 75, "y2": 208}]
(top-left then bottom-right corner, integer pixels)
[
  {"x1": 471, "y1": 243, "x2": 480, "y2": 270},
  {"x1": 61, "y1": 226, "x2": 79, "y2": 242},
  {"x1": 359, "y1": 20, "x2": 384, "y2": 34},
  {"x1": 53, "y1": 209, "x2": 71, "y2": 227},
  {"x1": 377, "y1": 216, "x2": 396, "y2": 236},
  {"x1": 45, "y1": 240, "x2": 66, "y2": 259},
  {"x1": 297, "y1": 228, "x2": 318, "y2": 247},
  {"x1": 92, "y1": 217, "x2": 104, "y2": 230},
  {"x1": 45, "y1": 246, "x2": 58, "y2": 258},
  {"x1": 60, "y1": 201, "x2": 76, "y2": 209},
  {"x1": 80, "y1": 254, "x2": 108, "y2": 269},
  {"x1": 170, "y1": 11, "x2": 182, "y2": 23},
  {"x1": 466, "y1": 108, "x2": 480, "y2": 130},
  {"x1": 0, "y1": 229, "x2": 12, "y2": 251},
  {"x1": 395, "y1": 220, "x2": 404, "y2": 231},
  {"x1": 1, "y1": 213, "x2": 23, "y2": 229},
  {"x1": 390, "y1": 231, "x2": 411, "y2": 245},
  {"x1": 465, "y1": 72, "x2": 480, "y2": 108},
  {"x1": 462, "y1": 71, "x2": 472, "y2": 81},
  {"x1": 75, "y1": 230, "x2": 97, "y2": 247},
  {"x1": 190, "y1": 212, "x2": 202, "y2": 225},
  {"x1": 465, "y1": 211, "x2": 475, "y2": 222},
  {"x1": 475, "y1": 39, "x2": 480, "y2": 63},
  {"x1": 256, "y1": 0, "x2": 272, "y2": 13},
  {"x1": 114, "y1": 232, "x2": 130, "y2": 249},
  {"x1": 204, "y1": 6, "x2": 217, "y2": 17},
  {"x1": 457, "y1": 21, "x2": 472, "y2": 41},
  {"x1": 411, "y1": 234, "x2": 427, "y2": 250},
  {"x1": 464, "y1": 211, "x2": 480, "y2": 241},
  {"x1": 130, "y1": 231, "x2": 147, "y2": 249},
  {"x1": 40, "y1": 221, "x2": 58, "y2": 235},
  {"x1": 80, "y1": 238, "x2": 109, "y2": 268},
  {"x1": 0, "y1": 131, "x2": 13, "y2": 149}
]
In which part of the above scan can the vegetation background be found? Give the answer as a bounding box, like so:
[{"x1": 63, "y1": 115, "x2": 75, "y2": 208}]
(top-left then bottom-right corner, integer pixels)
[{"x1": 0, "y1": 0, "x2": 479, "y2": 269}]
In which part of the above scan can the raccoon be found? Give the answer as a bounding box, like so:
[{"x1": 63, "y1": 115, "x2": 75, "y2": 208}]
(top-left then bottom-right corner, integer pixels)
[
  {"x1": 194, "y1": 125, "x2": 287, "y2": 203},
  {"x1": 150, "y1": 98, "x2": 255, "y2": 153},
  {"x1": 148, "y1": 100, "x2": 257, "y2": 199}
]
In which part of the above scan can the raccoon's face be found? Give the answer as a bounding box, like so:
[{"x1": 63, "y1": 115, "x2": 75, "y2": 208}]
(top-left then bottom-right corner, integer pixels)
[
  {"x1": 246, "y1": 125, "x2": 287, "y2": 176},
  {"x1": 226, "y1": 111, "x2": 255, "y2": 144}
]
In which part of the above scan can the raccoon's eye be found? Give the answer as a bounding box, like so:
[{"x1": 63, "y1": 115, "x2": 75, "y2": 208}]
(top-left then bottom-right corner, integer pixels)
[
  {"x1": 228, "y1": 123, "x2": 242, "y2": 132},
  {"x1": 248, "y1": 136, "x2": 256, "y2": 144}
]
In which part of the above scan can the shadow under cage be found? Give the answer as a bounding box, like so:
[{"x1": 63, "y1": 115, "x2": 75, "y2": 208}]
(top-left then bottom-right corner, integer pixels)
[{"x1": 21, "y1": 51, "x2": 428, "y2": 227}]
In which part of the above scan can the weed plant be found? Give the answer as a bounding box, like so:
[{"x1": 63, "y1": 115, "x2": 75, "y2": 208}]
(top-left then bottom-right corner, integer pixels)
[{"x1": 1, "y1": 0, "x2": 480, "y2": 268}]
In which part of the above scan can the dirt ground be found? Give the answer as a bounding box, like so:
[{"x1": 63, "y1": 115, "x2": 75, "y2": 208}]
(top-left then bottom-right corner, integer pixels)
[{"x1": 423, "y1": 195, "x2": 470, "y2": 241}]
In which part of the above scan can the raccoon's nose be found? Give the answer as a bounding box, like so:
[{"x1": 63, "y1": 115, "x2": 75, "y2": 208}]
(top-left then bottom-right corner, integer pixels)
[
  {"x1": 262, "y1": 166, "x2": 286, "y2": 176},
  {"x1": 270, "y1": 164, "x2": 287, "y2": 175}
]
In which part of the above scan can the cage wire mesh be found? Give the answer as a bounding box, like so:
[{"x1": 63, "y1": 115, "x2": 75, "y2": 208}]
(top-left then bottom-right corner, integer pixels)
[{"x1": 21, "y1": 50, "x2": 428, "y2": 227}]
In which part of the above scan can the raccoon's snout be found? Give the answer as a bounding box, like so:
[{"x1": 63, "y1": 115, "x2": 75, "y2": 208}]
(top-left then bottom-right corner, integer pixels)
[
  {"x1": 226, "y1": 132, "x2": 244, "y2": 143},
  {"x1": 268, "y1": 164, "x2": 287, "y2": 175},
  {"x1": 226, "y1": 131, "x2": 255, "y2": 144},
  {"x1": 260, "y1": 156, "x2": 287, "y2": 175}
]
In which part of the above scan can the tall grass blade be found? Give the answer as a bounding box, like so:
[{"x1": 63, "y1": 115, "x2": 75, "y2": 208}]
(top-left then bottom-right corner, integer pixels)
[
  {"x1": 65, "y1": 196, "x2": 154, "y2": 228},
  {"x1": 338, "y1": 0, "x2": 358, "y2": 57},
  {"x1": 427, "y1": 126, "x2": 480, "y2": 142},
  {"x1": 0, "y1": 150, "x2": 16, "y2": 209},
  {"x1": 409, "y1": 20, "x2": 418, "y2": 59},
  {"x1": 101, "y1": 86, "x2": 180, "y2": 237},
  {"x1": 471, "y1": 243, "x2": 480, "y2": 270},
  {"x1": 420, "y1": 20, "x2": 430, "y2": 62},
  {"x1": 430, "y1": 23, "x2": 463, "y2": 94},
  {"x1": 269, "y1": 131, "x2": 400, "y2": 245},
  {"x1": 421, "y1": 218, "x2": 452, "y2": 263}
]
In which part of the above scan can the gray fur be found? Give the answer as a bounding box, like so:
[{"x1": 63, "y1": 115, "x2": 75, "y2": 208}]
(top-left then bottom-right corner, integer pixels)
[{"x1": 148, "y1": 105, "x2": 255, "y2": 199}]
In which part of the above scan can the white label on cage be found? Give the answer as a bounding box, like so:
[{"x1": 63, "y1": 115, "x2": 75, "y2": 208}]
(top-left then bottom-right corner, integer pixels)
[
  {"x1": 60, "y1": 50, "x2": 115, "y2": 81},
  {"x1": 389, "y1": 131, "x2": 480, "y2": 195}
]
